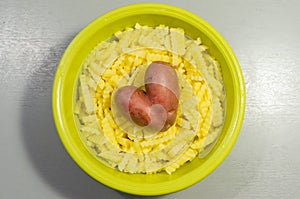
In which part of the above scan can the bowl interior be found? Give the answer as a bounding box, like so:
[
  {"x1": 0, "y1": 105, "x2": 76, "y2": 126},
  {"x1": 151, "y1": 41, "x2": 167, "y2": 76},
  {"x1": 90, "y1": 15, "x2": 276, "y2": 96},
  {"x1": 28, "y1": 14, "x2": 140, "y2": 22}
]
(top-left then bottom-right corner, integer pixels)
[{"x1": 53, "y1": 3, "x2": 245, "y2": 196}]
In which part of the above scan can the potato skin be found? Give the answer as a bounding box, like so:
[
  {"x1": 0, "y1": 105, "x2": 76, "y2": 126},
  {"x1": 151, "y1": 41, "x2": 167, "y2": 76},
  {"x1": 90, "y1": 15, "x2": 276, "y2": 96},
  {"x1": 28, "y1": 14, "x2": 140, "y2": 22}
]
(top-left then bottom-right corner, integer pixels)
[
  {"x1": 145, "y1": 61, "x2": 180, "y2": 131},
  {"x1": 115, "y1": 61, "x2": 180, "y2": 132}
]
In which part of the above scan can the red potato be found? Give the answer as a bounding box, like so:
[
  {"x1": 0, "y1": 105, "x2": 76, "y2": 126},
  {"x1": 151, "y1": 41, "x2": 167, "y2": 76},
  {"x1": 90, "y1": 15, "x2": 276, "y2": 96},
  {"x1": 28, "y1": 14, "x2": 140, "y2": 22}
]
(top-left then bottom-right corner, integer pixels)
[
  {"x1": 114, "y1": 86, "x2": 152, "y2": 126},
  {"x1": 114, "y1": 61, "x2": 179, "y2": 132},
  {"x1": 145, "y1": 61, "x2": 180, "y2": 131}
]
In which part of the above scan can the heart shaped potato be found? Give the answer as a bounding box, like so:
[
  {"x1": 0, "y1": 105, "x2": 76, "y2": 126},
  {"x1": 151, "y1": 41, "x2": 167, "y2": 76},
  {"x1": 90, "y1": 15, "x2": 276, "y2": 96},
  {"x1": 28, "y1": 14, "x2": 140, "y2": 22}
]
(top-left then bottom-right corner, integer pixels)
[{"x1": 114, "y1": 61, "x2": 179, "y2": 132}]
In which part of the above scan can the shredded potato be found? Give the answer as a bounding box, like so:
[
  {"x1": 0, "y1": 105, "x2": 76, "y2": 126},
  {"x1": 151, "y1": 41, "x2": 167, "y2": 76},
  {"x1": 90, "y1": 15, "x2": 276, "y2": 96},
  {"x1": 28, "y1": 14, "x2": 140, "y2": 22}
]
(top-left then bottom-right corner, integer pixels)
[{"x1": 74, "y1": 24, "x2": 226, "y2": 174}]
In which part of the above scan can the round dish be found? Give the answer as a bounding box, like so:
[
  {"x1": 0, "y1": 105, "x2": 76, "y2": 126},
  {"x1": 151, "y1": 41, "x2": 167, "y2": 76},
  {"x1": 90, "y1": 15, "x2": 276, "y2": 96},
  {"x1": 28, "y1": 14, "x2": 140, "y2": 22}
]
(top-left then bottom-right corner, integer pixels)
[{"x1": 52, "y1": 3, "x2": 245, "y2": 196}]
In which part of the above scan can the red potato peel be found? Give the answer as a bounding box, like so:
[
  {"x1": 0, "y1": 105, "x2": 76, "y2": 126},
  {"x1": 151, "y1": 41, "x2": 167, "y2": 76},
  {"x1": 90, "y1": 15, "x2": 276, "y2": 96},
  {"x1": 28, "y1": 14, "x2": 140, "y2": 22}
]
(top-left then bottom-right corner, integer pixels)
[{"x1": 114, "y1": 61, "x2": 180, "y2": 132}]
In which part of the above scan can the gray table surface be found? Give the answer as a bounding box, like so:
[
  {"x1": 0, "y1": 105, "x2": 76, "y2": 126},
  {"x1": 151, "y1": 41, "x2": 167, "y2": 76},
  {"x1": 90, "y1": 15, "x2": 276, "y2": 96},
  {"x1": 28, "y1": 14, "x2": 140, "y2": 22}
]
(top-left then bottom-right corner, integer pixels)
[{"x1": 1, "y1": 0, "x2": 299, "y2": 198}]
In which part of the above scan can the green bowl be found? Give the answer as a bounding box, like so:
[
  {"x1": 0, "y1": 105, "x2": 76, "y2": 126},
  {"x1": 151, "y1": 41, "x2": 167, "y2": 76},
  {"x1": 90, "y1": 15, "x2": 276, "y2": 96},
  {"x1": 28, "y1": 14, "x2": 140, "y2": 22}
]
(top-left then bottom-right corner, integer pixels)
[{"x1": 52, "y1": 3, "x2": 245, "y2": 196}]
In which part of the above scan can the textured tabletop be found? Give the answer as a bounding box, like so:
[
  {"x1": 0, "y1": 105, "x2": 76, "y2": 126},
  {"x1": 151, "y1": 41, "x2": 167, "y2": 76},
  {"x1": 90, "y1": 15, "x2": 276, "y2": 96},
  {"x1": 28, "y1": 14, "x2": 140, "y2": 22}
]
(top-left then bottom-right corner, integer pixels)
[{"x1": 1, "y1": 0, "x2": 299, "y2": 198}]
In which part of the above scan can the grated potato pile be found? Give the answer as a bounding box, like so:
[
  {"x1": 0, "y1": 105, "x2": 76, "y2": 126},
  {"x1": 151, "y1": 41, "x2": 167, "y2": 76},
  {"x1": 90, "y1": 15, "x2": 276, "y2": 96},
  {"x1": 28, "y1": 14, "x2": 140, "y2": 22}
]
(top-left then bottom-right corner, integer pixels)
[{"x1": 74, "y1": 24, "x2": 225, "y2": 174}]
